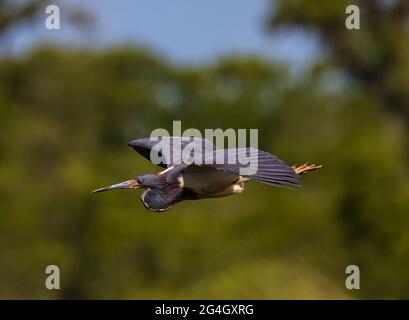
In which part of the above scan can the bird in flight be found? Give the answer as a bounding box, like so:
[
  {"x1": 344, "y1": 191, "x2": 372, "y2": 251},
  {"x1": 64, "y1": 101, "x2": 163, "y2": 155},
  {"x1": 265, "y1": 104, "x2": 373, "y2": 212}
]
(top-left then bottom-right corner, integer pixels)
[{"x1": 93, "y1": 137, "x2": 322, "y2": 212}]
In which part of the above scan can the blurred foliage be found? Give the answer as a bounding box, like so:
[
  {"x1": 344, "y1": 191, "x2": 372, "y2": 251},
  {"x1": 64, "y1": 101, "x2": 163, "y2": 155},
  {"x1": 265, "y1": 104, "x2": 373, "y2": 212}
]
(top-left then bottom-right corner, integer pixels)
[
  {"x1": 0, "y1": 0, "x2": 45, "y2": 36},
  {"x1": 0, "y1": 0, "x2": 409, "y2": 299},
  {"x1": 271, "y1": 0, "x2": 409, "y2": 121}
]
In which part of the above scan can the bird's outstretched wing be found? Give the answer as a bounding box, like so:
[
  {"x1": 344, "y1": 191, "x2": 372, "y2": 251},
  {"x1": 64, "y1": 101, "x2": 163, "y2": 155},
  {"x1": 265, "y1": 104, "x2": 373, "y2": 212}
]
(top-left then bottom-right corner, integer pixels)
[
  {"x1": 129, "y1": 137, "x2": 299, "y2": 188},
  {"x1": 128, "y1": 136, "x2": 216, "y2": 168},
  {"x1": 195, "y1": 147, "x2": 300, "y2": 188}
]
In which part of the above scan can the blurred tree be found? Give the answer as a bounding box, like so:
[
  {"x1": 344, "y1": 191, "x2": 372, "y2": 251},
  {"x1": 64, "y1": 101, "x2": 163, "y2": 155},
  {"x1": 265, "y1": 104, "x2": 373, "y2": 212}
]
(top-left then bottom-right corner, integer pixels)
[
  {"x1": 0, "y1": 0, "x2": 94, "y2": 54},
  {"x1": 0, "y1": 0, "x2": 45, "y2": 37},
  {"x1": 270, "y1": 0, "x2": 409, "y2": 122}
]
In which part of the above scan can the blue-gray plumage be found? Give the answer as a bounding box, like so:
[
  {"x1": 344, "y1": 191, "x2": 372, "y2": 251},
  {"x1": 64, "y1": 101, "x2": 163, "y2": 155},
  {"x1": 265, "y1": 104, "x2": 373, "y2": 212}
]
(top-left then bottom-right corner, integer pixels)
[{"x1": 92, "y1": 137, "x2": 322, "y2": 212}]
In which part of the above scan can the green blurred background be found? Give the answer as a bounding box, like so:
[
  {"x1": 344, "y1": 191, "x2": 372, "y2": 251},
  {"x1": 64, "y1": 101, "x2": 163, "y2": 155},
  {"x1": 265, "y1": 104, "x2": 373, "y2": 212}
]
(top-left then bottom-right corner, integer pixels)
[{"x1": 1, "y1": 0, "x2": 409, "y2": 299}]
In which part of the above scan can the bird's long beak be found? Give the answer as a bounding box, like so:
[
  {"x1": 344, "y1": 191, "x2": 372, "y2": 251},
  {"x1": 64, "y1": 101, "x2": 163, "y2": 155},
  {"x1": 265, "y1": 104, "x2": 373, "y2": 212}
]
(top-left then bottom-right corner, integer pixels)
[{"x1": 92, "y1": 179, "x2": 140, "y2": 193}]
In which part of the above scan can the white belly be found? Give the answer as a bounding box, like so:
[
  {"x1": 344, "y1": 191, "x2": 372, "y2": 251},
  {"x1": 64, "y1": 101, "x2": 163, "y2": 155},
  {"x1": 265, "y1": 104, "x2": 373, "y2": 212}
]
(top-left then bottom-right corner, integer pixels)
[{"x1": 182, "y1": 170, "x2": 245, "y2": 198}]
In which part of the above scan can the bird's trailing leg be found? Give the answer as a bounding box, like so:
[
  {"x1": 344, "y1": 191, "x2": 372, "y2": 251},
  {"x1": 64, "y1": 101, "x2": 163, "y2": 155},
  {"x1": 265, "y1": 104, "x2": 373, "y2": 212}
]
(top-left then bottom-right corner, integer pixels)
[{"x1": 292, "y1": 163, "x2": 323, "y2": 175}]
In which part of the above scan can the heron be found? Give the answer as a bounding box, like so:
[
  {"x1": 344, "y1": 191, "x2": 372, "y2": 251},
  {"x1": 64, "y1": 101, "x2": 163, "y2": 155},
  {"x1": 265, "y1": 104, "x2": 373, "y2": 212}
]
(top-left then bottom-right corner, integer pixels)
[{"x1": 93, "y1": 137, "x2": 322, "y2": 212}]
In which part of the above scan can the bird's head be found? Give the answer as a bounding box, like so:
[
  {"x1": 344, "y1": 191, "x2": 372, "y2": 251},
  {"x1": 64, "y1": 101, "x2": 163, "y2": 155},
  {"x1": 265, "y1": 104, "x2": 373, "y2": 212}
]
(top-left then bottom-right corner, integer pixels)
[{"x1": 92, "y1": 174, "x2": 158, "y2": 193}]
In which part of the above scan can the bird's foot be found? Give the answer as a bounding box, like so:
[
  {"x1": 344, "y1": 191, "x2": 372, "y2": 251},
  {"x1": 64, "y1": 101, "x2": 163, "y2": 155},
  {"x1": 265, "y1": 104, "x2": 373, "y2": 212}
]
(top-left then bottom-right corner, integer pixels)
[{"x1": 292, "y1": 163, "x2": 323, "y2": 175}]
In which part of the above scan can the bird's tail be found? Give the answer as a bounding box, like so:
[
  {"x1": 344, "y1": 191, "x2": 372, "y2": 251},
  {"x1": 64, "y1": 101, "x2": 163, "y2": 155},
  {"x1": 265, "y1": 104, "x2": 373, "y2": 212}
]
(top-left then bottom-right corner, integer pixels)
[{"x1": 292, "y1": 163, "x2": 323, "y2": 175}]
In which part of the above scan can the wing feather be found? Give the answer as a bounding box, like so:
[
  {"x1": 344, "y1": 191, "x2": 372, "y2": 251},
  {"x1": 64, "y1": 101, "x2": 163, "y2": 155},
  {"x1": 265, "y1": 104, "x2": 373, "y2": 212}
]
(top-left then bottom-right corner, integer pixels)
[
  {"x1": 128, "y1": 136, "x2": 216, "y2": 168},
  {"x1": 202, "y1": 147, "x2": 300, "y2": 188}
]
